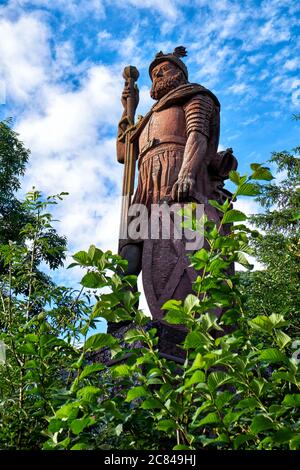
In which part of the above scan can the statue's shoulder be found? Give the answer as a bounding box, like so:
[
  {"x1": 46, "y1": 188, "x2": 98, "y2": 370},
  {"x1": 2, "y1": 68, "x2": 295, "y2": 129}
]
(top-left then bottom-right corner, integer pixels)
[{"x1": 154, "y1": 83, "x2": 220, "y2": 111}]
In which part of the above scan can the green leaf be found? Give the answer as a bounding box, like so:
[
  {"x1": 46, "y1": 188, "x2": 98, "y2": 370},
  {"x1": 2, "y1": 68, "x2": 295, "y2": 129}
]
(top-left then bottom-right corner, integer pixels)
[
  {"x1": 71, "y1": 443, "x2": 89, "y2": 450},
  {"x1": 236, "y1": 182, "x2": 260, "y2": 196},
  {"x1": 290, "y1": 436, "x2": 300, "y2": 450},
  {"x1": 25, "y1": 359, "x2": 39, "y2": 369},
  {"x1": 141, "y1": 398, "x2": 162, "y2": 410},
  {"x1": 207, "y1": 371, "x2": 230, "y2": 392},
  {"x1": 19, "y1": 342, "x2": 37, "y2": 355},
  {"x1": 193, "y1": 248, "x2": 209, "y2": 262},
  {"x1": 236, "y1": 397, "x2": 259, "y2": 409},
  {"x1": 157, "y1": 419, "x2": 177, "y2": 432},
  {"x1": 229, "y1": 170, "x2": 240, "y2": 185},
  {"x1": 115, "y1": 423, "x2": 123, "y2": 436},
  {"x1": 57, "y1": 437, "x2": 71, "y2": 449},
  {"x1": 215, "y1": 391, "x2": 234, "y2": 409},
  {"x1": 190, "y1": 248, "x2": 209, "y2": 269},
  {"x1": 282, "y1": 394, "x2": 300, "y2": 407},
  {"x1": 84, "y1": 333, "x2": 117, "y2": 351},
  {"x1": 225, "y1": 278, "x2": 233, "y2": 289},
  {"x1": 275, "y1": 330, "x2": 292, "y2": 349},
  {"x1": 184, "y1": 294, "x2": 200, "y2": 313},
  {"x1": 72, "y1": 250, "x2": 90, "y2": 266},
  {"x1": 147, "y1": 378, "x2": 164, "y2": 385},
  {"x1": 88, "y1": 245, "x2": 104, "y2": 265},
  {"x1": 250, "y1": 415, "x2": 274, "y2": 434},
  {"x1": 93, "y1": 304, "x2": 132, "y2": 323},
  {"x1": 250, "y1": 378, "x2": 267, "y2": 397},
  {"x1": 70, "y1": 417, "x2": 94, "y2": 435},
  {"x1": 233, "y1": 434, "x2": 254, "y2": 450},
  {"x1": 162, "y1": 299, "x2": 182, "y2": 311},
  {"x1": 25, "y1": 333, "x2": 38, "y2": 343},
  {"x1": 79, "y1": 363, "x2": 105, "y2": 380},
  {"x1": 223, "y1": 410, "x2": 245, "y2": 426},
  {"x1": 208, "y1": 199, "x2": 225, "y2": 212},
  {"x1": 222, "y1": 209, "x2": 247, "y2": 224},
  {"x1": 187, "y1": 353, "x2": 205, "y2": 371},
  {"x1": 268, "y1": 314, "x2": 287, "y2": 328},
  {"x1": 81, "y1": 271, "x2": 106, "y2": 288},
  {"x1": 125, "y1": 386, "x2": 148, "y2": 402},
  {"x1": 76, "y1": 386, "x2": 101, "y2": 402},
  {"x1": 56, "y1": 403, "x2": 80, "y2": 420},
  {"x1": 185, "y1": 370, "x2": 206, "y2": 388},
  {"x1": 198, "y1": 412, "x2": 220, "y2": 427},
  {"x1": 48, "y1": 418, "x2": 64, "y2": 433},
  {"x1": 268, "y1": 404, "x2": 288, "y2": 419},
  {"x1": 124, "y1": 329, "x2": 145, "y2": 343},
  {"x1": 248, "y1": 315, "x2": 273, "y2": 333},
  {"x1": 259, "y1": 348, "x2": 287, "y2": 363},
  {"x1": 250, "y1": 165, "x2": 273, "y2": 181},
  {"x1": 111, "y1": 364, "x2": 131, "y2": 377},
  {"x1": 273, "y1": 429, "x2": 299, "y2": 443},
  {"x1": 250, "y1": 163, "x2": 261, "y2": 170},
  {"x1": 184, "y1": 332, "x2": 205, "y2": 350},
  {"x1": 236, "y1": 251, "x2": 253, "y2": 269},
  {"x1": 272, "y1": 371, "x2": 297, "y2": 385},
  {"x1": 164, "y1": 310, "x2": 188, "y2": 325},
  {"x1": 173, "y1": 445, "x2": 193, "y2": 450}
]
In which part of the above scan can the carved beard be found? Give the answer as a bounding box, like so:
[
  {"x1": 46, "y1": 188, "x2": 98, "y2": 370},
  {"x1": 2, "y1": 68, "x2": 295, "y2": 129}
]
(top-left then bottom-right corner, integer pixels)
[{"x1": 150, "y1": 71, "x2": 185, "y2": 100}]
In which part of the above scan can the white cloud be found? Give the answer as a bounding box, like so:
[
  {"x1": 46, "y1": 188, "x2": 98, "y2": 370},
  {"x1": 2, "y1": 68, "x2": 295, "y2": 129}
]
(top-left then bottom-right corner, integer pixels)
[
  {"x1": 125, "y1": 0, "x2": 178, "y2": 20},
  {"x1": 283, "y1": 58, "x2": 300, "y2": 71},
  {"x1": 234, "y1": 197, "x2": 260, "y2": 219},
  {"x1": 5, "y1": 0, "x2": 105, "y2": 18},
  {"x1": 98, "y1": 30, "x2": 112, "y2": 40},
  {"x1": 233, "y1": 198, "x2": 265, "y2": 272},
  {"x1": 228, "y1": 83, "x2": 249, "y2": 95},
  {"x1": 291, "y1": 88, "x2": 300, "y2": 107},
  {"x1": 0, "y1": 80, "x2": 6, "y2": 104},
  {"x1": 242, "y1": 114, "x2": 260, "y2": 126},
  {"x1": 0, "y1": 14, "x2": 50, "y2": 101},
  {"x1": 17, "y1": 65, "x2": 123, "y2": 155}
]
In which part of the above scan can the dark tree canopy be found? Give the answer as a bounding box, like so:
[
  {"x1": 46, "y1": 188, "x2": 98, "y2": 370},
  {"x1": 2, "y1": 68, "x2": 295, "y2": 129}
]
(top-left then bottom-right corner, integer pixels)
[
  {"x1": 240, "y1": 122, "x2": 300, "y2": 329},
  {"x1": 0, "y1": 119, "x2": 67, "y2": 271}
]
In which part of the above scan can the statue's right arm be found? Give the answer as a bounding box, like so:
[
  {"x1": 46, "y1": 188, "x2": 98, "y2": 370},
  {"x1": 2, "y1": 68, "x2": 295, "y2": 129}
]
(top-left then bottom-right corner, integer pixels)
[
  {"x1": 116, "y1": 82, "x2": 139, "y2": 163},
  {"x1": 116, "y1": 111, "x2": 128, "y2": 164}
]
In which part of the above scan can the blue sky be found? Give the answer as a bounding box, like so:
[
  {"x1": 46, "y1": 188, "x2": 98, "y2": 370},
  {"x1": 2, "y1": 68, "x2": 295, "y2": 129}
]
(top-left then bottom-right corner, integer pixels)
[{"x1": 0, "y1": 0, "x2": 299, "y2": 307}]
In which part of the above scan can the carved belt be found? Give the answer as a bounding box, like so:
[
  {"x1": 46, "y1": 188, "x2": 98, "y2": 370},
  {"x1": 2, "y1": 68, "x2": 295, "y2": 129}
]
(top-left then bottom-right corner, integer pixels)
[{"x1": 139, "y1": 135, "x2": 186, "y2": 158}]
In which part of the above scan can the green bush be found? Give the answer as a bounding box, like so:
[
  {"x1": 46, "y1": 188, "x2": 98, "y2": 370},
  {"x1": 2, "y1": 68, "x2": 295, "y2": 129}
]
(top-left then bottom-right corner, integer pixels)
[{"x1": 40, "y1": 166, "x2": 299, "y2": 450}]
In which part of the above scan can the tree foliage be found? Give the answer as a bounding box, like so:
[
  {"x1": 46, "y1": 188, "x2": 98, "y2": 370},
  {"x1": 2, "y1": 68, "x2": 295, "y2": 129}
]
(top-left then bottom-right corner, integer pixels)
[
  {"x1": 240, "y1": 122, "x2": 300, "y2": 330},
  {"x1": 0, "y1": 119, "x2": 67, "y2": 270},
  {"x1": 0, "y1": 121, "x2": 299, "y2": 450}
]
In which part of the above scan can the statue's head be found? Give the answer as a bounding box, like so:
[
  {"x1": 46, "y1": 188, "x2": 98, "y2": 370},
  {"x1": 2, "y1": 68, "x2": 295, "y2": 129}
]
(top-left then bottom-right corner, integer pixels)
[{"x1": 149, "y1": 46, "x2": 188, "y2": 100}]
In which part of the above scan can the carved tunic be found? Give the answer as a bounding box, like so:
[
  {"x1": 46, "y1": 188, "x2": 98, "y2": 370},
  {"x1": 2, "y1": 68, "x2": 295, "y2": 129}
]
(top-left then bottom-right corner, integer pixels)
[{"x1": 133, "y1": 92, "x2": 219, "y2": 208}]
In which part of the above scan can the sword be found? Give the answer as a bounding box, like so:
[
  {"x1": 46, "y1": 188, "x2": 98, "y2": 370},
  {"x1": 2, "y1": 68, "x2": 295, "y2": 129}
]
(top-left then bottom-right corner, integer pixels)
[{"x1": 119, "y1": 65, "x2": 139, "y2": 250}]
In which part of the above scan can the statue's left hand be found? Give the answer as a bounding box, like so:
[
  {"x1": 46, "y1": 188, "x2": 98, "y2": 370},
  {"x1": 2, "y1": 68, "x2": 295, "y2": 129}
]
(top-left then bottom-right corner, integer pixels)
[{"x1": 171, "y1": 174, "x2": 196, "y2": 201}]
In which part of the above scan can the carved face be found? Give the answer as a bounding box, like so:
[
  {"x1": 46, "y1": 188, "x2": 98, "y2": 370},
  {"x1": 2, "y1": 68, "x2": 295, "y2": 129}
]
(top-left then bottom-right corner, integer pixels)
[{"x1": 150, "y1": 61, "x2": 186, "y2": 100}]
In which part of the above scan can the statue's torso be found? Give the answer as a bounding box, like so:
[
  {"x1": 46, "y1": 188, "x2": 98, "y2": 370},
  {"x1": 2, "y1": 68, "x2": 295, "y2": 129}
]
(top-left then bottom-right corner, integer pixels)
[{"x1": 139, "y1": 106, "x2": 187, "y2": 156}]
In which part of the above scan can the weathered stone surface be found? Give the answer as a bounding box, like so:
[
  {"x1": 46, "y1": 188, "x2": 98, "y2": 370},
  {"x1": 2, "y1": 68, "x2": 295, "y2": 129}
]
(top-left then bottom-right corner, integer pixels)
[{"x1": 110, "y1": 46, "x2": 238, "y2": 360}]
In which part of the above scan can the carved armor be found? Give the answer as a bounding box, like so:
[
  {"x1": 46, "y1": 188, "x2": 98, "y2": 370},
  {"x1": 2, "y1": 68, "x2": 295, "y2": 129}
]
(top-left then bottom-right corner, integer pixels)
[{"x1": 133, "y1": 88, "x2": 220, "y2": 208}]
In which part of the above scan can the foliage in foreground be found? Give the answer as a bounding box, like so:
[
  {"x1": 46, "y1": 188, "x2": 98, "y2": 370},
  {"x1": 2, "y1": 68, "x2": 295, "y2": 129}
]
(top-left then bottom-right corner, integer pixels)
[
  {"x1": 0, "y1": 116, "x2": 299, "y2": 449},
  {"x1": 1, "y1": 164, "x2": 299, "y2": 450},
  {"x1": 0, "y1": 190, "x2": 90, "y2": 449},
  {"x1": 41, "y1": 164, "x2": 299, "y2": 450}
]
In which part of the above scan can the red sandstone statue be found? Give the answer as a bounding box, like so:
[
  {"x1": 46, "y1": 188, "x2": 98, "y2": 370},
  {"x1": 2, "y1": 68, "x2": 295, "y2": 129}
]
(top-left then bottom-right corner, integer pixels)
[{"x1": 115, "y1": 47, "x2": 237, "y2": 324}]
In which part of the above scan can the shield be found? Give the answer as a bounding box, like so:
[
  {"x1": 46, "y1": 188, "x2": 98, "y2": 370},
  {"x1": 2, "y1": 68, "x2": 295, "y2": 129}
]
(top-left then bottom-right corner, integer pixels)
[
  {"x1": 142, "y1": 209, "x2": 199, "y2": 322},
  {"x1": 141, "y1": 203, "x2": 222, "y2": 323}
]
